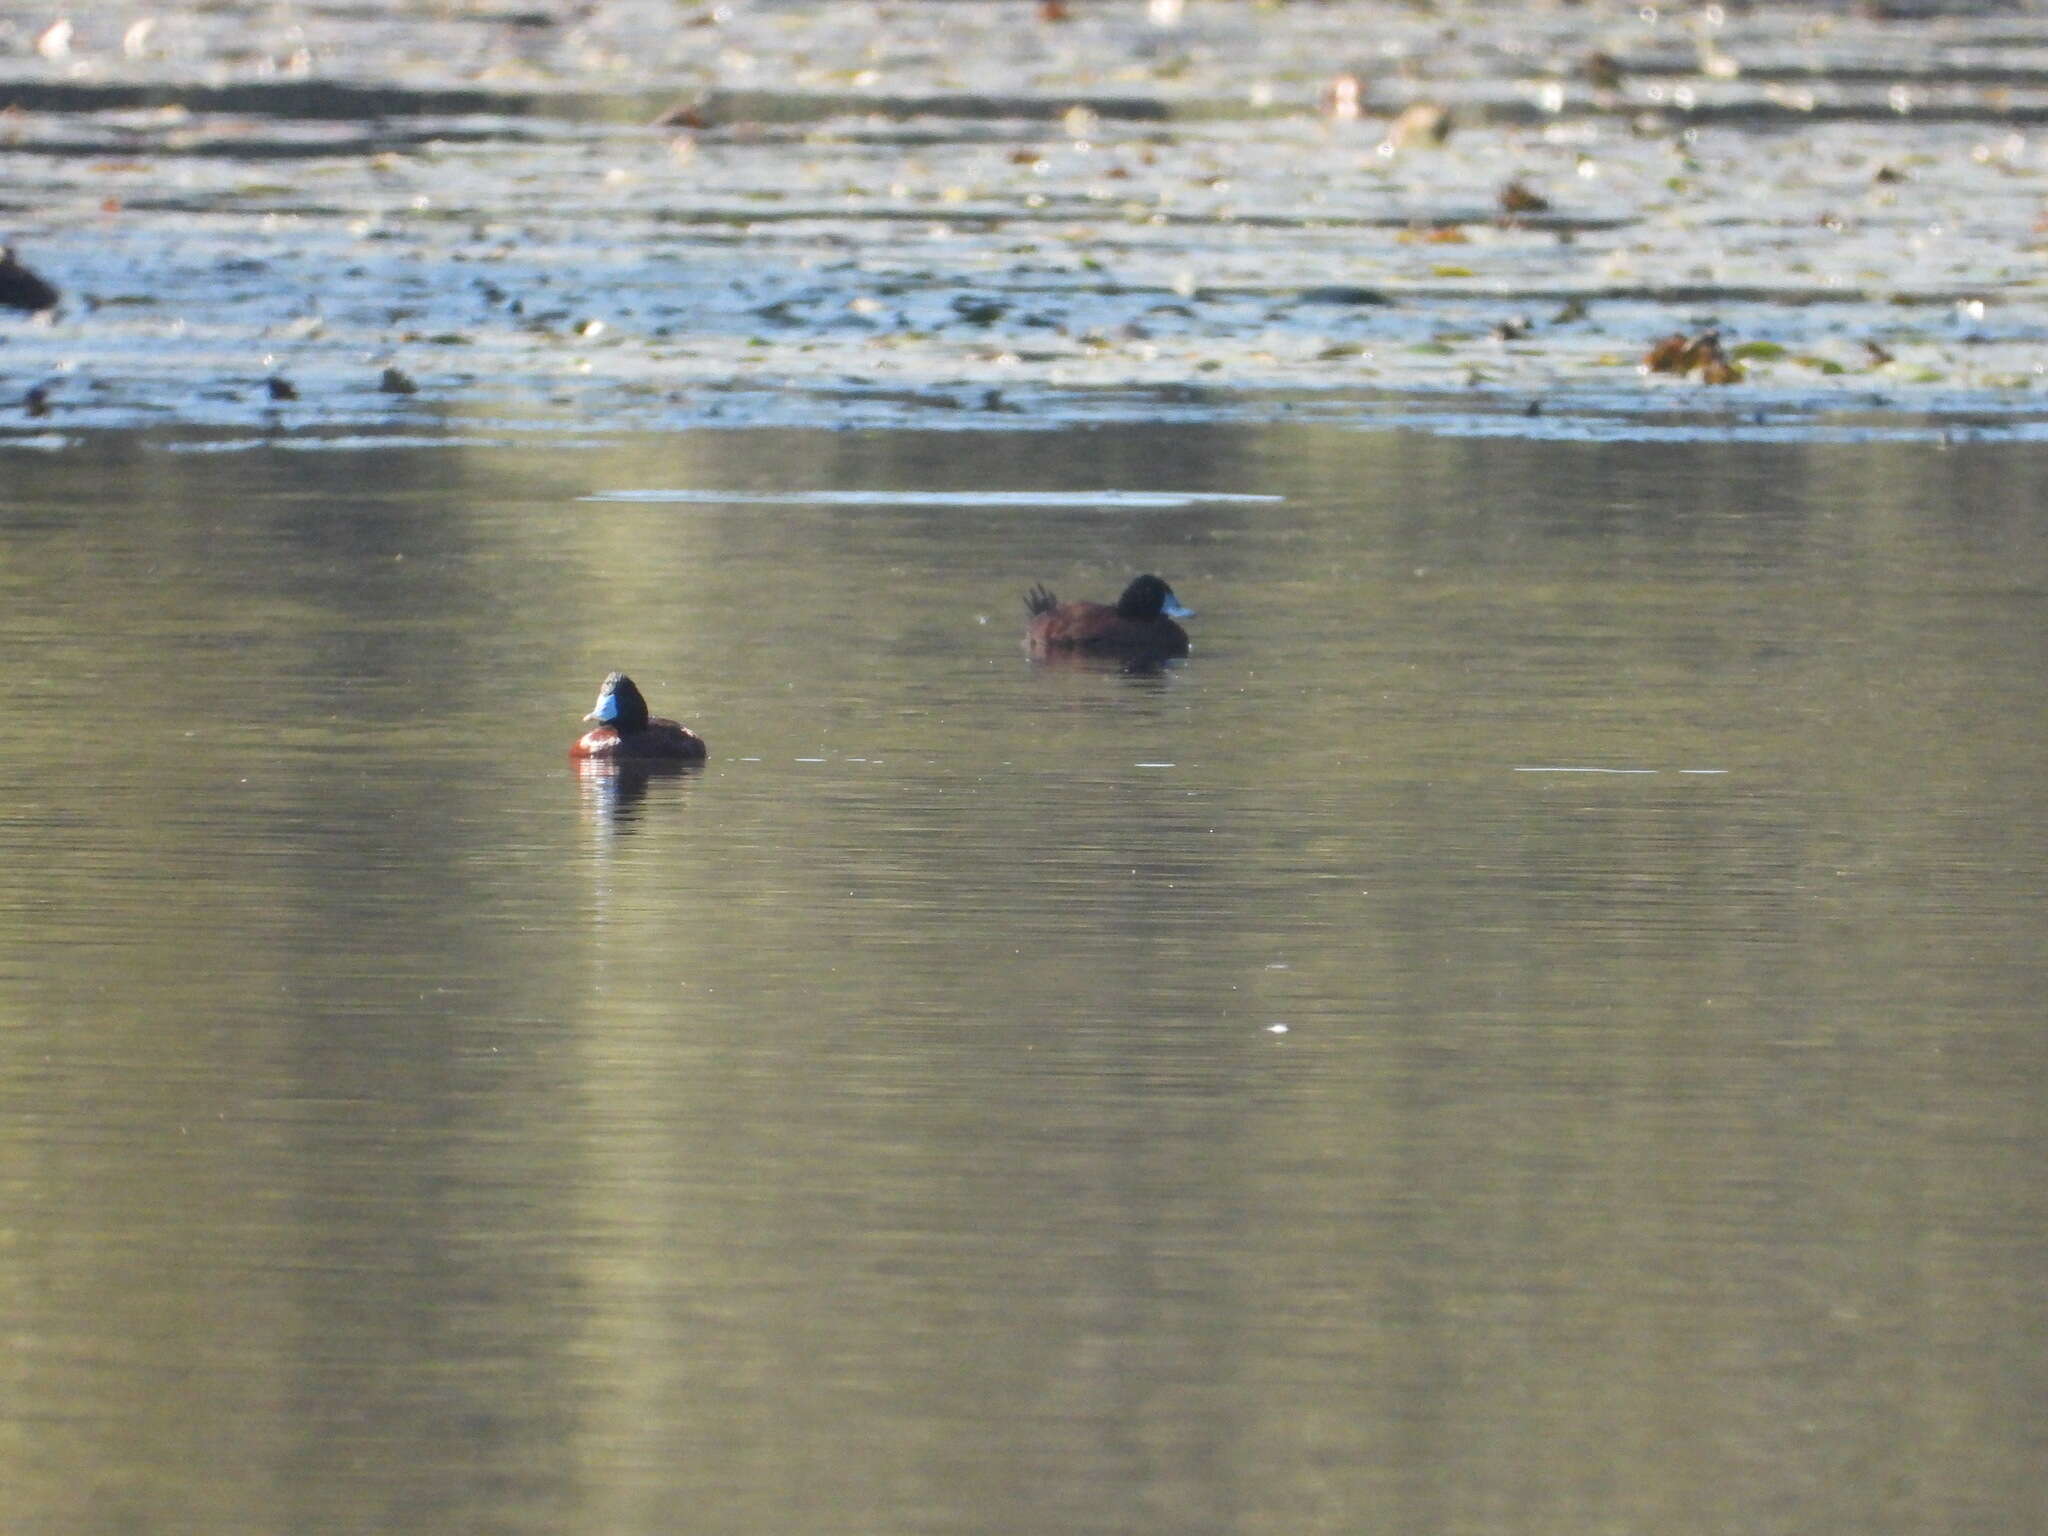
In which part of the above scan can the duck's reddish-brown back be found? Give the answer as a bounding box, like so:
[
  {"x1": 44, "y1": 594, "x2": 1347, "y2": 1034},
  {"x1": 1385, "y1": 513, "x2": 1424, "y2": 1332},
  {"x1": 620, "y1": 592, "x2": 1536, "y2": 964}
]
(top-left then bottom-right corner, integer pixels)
[
  {"x1": 1022, "y1": 574, "x2": 1193, "y2": 661},
  {"x1": 571, "y1": 717, "x2": 707, "y2": 762}
]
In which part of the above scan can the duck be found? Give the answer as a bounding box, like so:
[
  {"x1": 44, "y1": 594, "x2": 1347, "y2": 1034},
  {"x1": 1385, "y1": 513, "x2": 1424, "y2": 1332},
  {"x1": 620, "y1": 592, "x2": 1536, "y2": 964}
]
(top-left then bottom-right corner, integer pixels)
[
  {"x1": 1023, "y1": 573, "x2": 1194, "y2": 663},
  {"x1": 570, "y1": 671, "x2": 707, "y2": 762}
]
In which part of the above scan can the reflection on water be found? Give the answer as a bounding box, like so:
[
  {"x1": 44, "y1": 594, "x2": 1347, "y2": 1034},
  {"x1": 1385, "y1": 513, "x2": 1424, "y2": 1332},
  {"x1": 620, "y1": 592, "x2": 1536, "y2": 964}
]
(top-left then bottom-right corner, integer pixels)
[
  {"x1": 2, "y1": 425, "x2": 2045, "y2": 1534},
  {"x1": 574, "y1": 759, "x2": 703, "y2": 837}
]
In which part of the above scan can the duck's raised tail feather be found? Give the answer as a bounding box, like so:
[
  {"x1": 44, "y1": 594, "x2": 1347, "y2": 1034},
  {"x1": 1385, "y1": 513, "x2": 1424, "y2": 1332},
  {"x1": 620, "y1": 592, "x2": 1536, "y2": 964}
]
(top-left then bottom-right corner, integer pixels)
[{"x1": 1024, "y1": 584, "x2": 1058, "y2": 616}]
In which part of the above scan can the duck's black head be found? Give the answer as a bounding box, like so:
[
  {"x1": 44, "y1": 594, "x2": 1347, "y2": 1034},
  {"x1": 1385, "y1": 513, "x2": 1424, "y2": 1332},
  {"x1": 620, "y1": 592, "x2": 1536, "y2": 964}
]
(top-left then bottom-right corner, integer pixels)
[
  {"x1": 585, "y1": 671, "x2": 651, "y2": 733},
  {"x1": 1116, "y1": 573, "x2": 1194, "y2": 621}
]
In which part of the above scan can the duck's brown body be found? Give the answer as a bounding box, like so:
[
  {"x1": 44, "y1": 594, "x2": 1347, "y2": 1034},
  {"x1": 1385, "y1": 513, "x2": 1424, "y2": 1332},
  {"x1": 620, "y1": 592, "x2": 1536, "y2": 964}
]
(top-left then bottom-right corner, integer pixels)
[
  {"x1": 1024, "y1": 574, "x2": 1193, "y2": 663},
  {"x1": 571, "y1": 718, "x2": 707, "y2": 762}
]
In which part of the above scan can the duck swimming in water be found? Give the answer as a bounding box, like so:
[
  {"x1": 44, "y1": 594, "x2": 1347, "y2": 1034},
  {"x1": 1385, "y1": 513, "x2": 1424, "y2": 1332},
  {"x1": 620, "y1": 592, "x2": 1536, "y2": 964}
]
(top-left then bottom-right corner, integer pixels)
[
  {"x1": 1023, "y1": 573, "x2": 1194, "y2": 664},
  {"x1": 570, "y1": 671, "x2": 707, "y2": 762}
]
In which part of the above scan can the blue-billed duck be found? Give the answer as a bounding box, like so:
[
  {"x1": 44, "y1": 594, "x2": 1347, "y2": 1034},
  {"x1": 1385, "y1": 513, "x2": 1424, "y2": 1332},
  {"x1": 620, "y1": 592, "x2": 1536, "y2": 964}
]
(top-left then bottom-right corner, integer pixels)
[{"x1": 570, "y1": 671, "x2": 707, "y2": 762}]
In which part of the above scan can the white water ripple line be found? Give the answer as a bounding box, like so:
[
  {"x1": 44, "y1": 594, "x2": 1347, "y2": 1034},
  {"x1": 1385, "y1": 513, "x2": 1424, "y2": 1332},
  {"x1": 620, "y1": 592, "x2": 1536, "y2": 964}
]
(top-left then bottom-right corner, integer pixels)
[
  {"x1": 1513, "y1": 766, "x2": 1729, "y2": 775},
  {"x1": 580, "y1": 489, "x2": 1285, "y2": 508}
]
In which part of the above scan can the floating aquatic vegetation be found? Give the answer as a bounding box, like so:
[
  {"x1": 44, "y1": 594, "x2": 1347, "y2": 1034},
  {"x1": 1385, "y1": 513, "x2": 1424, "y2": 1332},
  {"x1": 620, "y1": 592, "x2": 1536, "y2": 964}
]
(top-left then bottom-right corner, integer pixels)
[{"x1": 0, "y1": 0, "x2": 2041, "y2": 439}]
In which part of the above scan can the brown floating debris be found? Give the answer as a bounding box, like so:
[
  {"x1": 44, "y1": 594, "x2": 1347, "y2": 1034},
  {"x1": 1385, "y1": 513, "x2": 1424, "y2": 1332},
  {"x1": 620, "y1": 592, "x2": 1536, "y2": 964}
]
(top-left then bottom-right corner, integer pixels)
[
  {"x1": 1582, "y1": 50, "x2": 1623, "y2": 92},
  {"x1": 1037, "y1": 0, "x2": 1071, "y2": 21},
  {"x1": 378, "y1": 366, "x2": 418, "y2": 395},
  {"x1": 1864, "y1": 340, "x2": 1895, "y2": 365},
  {"x1": 1497, "y1": 179, "x2": 1549, "y2": 217},
  {"x1": 0, "y1": 246, "x2": 59, "y2": 313},
  {"x1": 1644, "y1": 333, "x2": 1693, "y2": 374},
  {"x1": 652, "y1": 99, "x2": 711, "y2": 130},
  {"x1": 1697, "y1": 346, "x2": 1743, "y2": 386},
  {"x1": 1644, "y1": 329, "x2": 1744, "y2": 384}
]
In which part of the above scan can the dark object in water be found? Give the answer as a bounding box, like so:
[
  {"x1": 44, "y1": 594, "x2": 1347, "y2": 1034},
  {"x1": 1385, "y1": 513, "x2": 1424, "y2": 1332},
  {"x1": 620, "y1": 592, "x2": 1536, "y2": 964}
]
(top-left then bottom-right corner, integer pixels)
[
  {"x1": 266, "y1": 374, "x2": 298, "y2": 401},
  {"x1": 1298, "y1": 285, "x2": 1392, "y2": 306},
  {"x1": 1498, "y1": 179, "x2": 1550, "y2": 217},
  {"x1": 379, "y1": 366, "x2": 417, "y2": 395},
  {"x1": 1024, "y1": 573, "x2": 1194, "y2": 663},
  {"x1": 0, "y1": 247, "x2": 59, "y2": 313},
  {"x1": 23, "y1": 385, "x2": 50, "y2": 417},
  {"x1": 571, "y1": 671, "x2": 708, "y2": 763}
]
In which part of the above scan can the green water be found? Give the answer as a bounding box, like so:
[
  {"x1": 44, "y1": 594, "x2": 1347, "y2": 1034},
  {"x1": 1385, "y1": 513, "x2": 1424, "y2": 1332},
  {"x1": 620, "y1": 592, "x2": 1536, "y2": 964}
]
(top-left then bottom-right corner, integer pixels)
[{"x1": 1, "y1": 424, "x2": 2042, "y2": 1533}]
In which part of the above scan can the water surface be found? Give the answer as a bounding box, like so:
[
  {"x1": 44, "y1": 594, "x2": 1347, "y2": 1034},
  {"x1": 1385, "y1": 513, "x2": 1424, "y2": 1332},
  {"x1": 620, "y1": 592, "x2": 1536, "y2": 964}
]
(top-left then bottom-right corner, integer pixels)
[{"x1": 2, "y1": 422, "x2": 2043, "y2": 1533}]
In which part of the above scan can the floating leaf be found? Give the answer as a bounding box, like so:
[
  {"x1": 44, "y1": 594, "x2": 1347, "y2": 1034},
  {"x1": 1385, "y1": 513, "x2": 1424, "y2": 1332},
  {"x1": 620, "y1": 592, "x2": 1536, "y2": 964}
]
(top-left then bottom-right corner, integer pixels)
[{"x1": 1729, "y1": 340, "x2": 1786, "y2": 361}]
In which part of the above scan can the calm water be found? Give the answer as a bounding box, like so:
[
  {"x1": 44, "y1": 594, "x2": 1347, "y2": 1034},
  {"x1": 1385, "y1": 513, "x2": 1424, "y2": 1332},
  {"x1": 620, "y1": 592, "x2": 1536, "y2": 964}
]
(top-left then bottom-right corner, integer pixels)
[{"x1": 3, "y1": 423, "x2": 2045, "y2": 1534}]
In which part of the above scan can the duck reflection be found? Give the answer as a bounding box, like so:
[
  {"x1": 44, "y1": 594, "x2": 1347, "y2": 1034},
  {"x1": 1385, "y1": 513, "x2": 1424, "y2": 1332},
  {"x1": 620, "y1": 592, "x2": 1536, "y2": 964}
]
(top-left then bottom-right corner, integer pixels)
[
  {"x1": 1026, "y1": 648, "x2": 1186, "y2": 681},
  {"x1": 574, "y1": 756, "x2": 701, "y2": 833}
]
